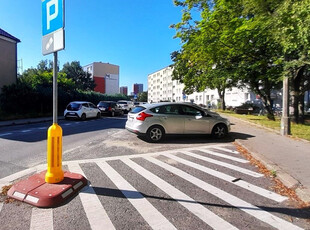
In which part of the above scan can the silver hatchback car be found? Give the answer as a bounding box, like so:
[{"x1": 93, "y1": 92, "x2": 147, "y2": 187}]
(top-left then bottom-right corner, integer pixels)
[{"x1": 125, "y1": 102, "x2": 230, "y2": 142}]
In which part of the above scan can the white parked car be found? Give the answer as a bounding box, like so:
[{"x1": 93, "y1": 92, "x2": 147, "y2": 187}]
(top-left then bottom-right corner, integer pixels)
[
  {"x1": 64, "y1": 101, "x2": 101, "y2": 120},
  {"x1": 126, "y1": 102, "x2": 230, "y2": 142},
  {"x1": 117, "y1": 100, "x2": 134, "y2": 113}
]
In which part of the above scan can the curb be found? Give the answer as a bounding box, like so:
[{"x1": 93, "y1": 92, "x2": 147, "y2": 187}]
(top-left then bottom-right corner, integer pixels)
[
  {"x1": 235, "y1": 140, "x2": 310, "y2": 204},
  {"x1": 0, "y1": 117, "x2": 65, "y2": 128}
]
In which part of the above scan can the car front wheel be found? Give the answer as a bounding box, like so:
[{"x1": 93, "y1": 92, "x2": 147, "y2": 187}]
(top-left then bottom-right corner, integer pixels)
[
  {"x1": 146, "y1": 126, "x2": 165, "y2": 143},
  {"x1": 212, "y1": 124, "x2": 228, "y2": 139},
  {"x1": 81, "y1": 113, "x2": 86, "y2": 121}
]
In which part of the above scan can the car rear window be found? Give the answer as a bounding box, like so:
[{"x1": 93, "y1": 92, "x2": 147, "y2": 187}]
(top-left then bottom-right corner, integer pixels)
[
  {"x1": 67, "y1": 103, "x2": 81, "y2": 110},
  {"x1": 98, "y1": 102, "x2": 109, "y2": 107},
  {"x1": 130, "y1": 106, "x2": 146, "y2": 113},
  {"x1": 118, "y1": 101, "x2": 127, "y2": 105}
]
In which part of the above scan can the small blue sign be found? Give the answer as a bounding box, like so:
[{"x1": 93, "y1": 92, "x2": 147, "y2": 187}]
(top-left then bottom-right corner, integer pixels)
[{"x1": 42, "y1": 0, "x2": 64, "y2": 36}]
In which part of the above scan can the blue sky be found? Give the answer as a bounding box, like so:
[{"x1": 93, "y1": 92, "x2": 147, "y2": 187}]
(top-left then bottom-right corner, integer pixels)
[{"x1": 0, "y1": 0, "x2": 183, "y2": 92}]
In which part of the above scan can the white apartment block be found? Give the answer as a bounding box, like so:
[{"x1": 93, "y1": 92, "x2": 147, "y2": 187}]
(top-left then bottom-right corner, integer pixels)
[{"x1": 148, "y1": 66, "x2": 264, "y2": 108}]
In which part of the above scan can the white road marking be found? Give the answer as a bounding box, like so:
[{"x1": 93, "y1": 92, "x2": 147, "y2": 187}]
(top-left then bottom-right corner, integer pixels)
[
  {"x1": 67, "y1": 163, "x2": 115, "y2": 230},
  {"x1": 38, "y1": 127, "x2": 47, "y2": 130},
  {"x1": 21, "y1": 130, "x2": 31, "y2": 133},
  {"x1": 180, "y1": 150, "x2": 263, "y2": 177},
  {"x1": 97, "y1": 161, "x2": 177, "y2": 230},
  {"x1": 145, "y1": 156, "x2": 302, "y2": 230},
  {"x1": 30, "y1": 208, "x2": 53, "y2": 230},
  {"x1": 166, "y1": 153, "x2": 287, "y2": 202},
  {"x1": 0, "y1": 133, "x2": 12, "y2": 137},
  {"x1": 122, "y1": 158, "x2": 238, "y2": 230},
  {"x1": 0, "y1": 167, "x2": 38, "y2": 184},
  {"x1": 199, "y1": 148, "x2": 249, "y2": 163},
  {"x1": 212, "y1": 147, "x2": 239, "y2": 154}
]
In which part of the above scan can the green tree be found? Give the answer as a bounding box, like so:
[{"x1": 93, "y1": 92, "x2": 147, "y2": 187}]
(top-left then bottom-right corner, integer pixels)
[
  {"x1": 37, "y1": 59, "x2": 53, "y2": 73},
  {"x1": 138, "y1": 91, "x2": 148, "y2": 102},
  {"x1": 273, "y1": 0, "x2": 310, "y2": 123},
  {"x1": 171, "y1": 0, "x2": 284, "y2": 119},
  {"x1": 61, "y1": 61, "x2": 96, "y2": 91}
]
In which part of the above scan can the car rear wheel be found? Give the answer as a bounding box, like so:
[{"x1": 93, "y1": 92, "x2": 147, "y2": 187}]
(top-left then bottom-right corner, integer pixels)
[
  {"x1": 96, "y1": 112, "x2": 101, "y2": 119},
  {"x1": 81, "y1": 113, "x2": 86, "y2": 121},
  {"x1": 146, "y1": 126, "x2": 165, "y2": 143},
  {"x1": 212, "y1": 124, "x2": 228, "y2": 138}
]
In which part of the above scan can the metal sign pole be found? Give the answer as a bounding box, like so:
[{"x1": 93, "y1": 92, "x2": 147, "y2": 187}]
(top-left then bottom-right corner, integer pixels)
[{"x1": 53, "y1": 51, "x2": 58, "y2": 124}]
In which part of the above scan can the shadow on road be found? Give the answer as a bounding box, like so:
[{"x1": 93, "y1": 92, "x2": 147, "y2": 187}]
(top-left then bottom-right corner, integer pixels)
[
  {"x1": 89, "y1": 186, "x2": 310, "y2": 220},
  {"x1": 137, "y1": 132, "x2": 255, "y2": 144},
  {"x1": 0, "y1": 117, "x2": 127, "y2": 143}
]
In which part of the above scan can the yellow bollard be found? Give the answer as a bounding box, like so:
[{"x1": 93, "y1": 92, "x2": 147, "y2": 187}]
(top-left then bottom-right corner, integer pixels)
[{"x1": 45, "y1": 123, "x2": 64, "y2": 183}]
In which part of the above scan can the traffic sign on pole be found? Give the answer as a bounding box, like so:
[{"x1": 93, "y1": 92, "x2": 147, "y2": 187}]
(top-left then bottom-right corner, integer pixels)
[
  {"x1": 8, "y1": 0, "x2": 87, "y2": 207},
  {"x1": 42, "y1": 0, "x2": 65, "y2": 55}
]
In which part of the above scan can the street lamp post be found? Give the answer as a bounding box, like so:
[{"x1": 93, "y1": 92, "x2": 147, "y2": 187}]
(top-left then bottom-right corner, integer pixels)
[{"x1": 281, "y1": 76, "x2": 291, "y2": 135}]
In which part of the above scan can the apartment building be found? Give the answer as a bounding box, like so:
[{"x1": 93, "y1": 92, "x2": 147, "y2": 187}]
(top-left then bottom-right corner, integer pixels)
[
  {"x1": 120, "y1": 86, "x2": 128, "y2": 95},
  {"x1": 83, "y1": 62, "x2": 119, "y2": 94},
  {"x1": 148, "y1": 66, "x2": 265, "y2": 108},
  {"x1": 133, "y1": 83, "x2": 143, "y2": 95},
  {"x1": 0, "y1": 28, "x2": 20, "y2": 93}
]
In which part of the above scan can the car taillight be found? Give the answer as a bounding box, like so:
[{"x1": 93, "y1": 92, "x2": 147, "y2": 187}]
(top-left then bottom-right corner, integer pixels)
[
  {"x1": 108, "y1": 106, "x2": 112, "y2": 111},
  {"x1": 136, "y1": 112, "x2": 153, "y2": 121}
]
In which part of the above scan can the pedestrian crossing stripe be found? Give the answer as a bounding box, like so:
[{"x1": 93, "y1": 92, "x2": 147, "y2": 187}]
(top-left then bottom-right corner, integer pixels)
[
  {"x1": 143, "y1": 156, "x2": 302, "y2": 230},
  {"x1": 0, "y1": 145, "x2": 304, "y2": 230},
  {"x1": 122, "y1": 158, "x2": 238, "y2": 230},
  {"x1": 164, "y1": 153, "x2": 286, "y2": 202},
  {"x1": 179, "y1": 150, "x2": 263, "y2": 177},
  {"x1": 68, "y1": 163, "x2": 115, "y2": 230}
]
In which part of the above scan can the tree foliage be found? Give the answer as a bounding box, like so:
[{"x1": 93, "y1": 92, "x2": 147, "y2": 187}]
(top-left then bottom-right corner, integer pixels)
[
  {"x1": 0, "y1": 60, "x2": 127, "y2": 118},
  {"x1": 138, "y1": 91, "x2": 148, "y2": 102},
  {"x1": 61, "y1": 61, "x2": 96, "y2": 91},
  {"x1": 171, "y1": 0, "x2": 309, "y2": 121}
]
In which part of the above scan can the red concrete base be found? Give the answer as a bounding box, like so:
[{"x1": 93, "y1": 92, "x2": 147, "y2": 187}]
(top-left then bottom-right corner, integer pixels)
[{"x1": 7, "y1": 170, "x2": 88, "y2": 208}]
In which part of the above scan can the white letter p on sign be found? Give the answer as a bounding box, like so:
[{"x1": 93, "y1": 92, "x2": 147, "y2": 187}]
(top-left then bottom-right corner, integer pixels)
[{"x1": 46, "y1": 0, "x2": 58, "y2": 30}]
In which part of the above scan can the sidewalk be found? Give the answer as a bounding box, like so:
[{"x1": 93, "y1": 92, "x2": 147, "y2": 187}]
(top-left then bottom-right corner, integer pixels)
[{"x1": 228, "y1": 115, "x2": 310, "y2": 204}]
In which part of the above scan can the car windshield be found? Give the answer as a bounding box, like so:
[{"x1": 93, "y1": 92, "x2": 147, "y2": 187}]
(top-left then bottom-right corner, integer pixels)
[
  {"x1": 130, "y1": 106, "x2": 146, "y2": 113},
  {"x1": 67, "y1": 103, "x2": 81, "y2": 110},
  {"x1": 98, "y1": 102, "x2": 109, "y2": 106}
]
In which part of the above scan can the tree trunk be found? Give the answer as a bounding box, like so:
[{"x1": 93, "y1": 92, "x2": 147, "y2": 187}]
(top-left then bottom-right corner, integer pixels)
[
  {"x1": 291, "y1": 66, "x2": 305, "y2": 124},
  {"x1": 217, "y1": 88, "x2": 226, "y2": 110},
  {"x1": 262, "y1": 94, "x2": 275, "y2": 121}
]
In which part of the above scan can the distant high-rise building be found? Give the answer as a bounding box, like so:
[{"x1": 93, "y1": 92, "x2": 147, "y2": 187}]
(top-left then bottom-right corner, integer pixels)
[
  {"x1": 133, "y1": 83, "x2": 143, "y2": 95},
  {"x1": 83, "y1": 62, "x2": 119, "y2": 94},
  {"x1": 120, "y1": 86, "x2": 128, "y2": 95}
]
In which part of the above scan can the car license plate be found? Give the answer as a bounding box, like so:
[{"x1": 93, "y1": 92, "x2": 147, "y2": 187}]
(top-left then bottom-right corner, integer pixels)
[{"x1": 69, "y1": 112, "x2": 75, "y2": 115}]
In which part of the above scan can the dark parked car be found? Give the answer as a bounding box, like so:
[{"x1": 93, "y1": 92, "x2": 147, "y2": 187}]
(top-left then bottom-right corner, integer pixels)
[{"x1": 97, "y1": 101, "x2": 124, "y2": 117}]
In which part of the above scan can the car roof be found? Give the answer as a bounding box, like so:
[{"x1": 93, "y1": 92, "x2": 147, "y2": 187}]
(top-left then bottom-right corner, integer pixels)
[
  {"x1": 143, "y1": 102, "x2": 200, "y2": 109},
  {"x1": 70, "y1": 101, "x2": 90, "y2": 104}
]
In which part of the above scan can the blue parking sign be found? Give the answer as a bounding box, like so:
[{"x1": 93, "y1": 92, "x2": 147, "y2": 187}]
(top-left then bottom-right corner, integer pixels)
[{"x1": 42, "y1": 0, "x2": 64, "y2": 36}]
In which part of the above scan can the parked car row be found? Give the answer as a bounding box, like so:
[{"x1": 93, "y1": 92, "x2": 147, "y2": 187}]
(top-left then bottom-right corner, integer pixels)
[{"x1": 64, "y1": 100, "x2": 146, "y2": 120}]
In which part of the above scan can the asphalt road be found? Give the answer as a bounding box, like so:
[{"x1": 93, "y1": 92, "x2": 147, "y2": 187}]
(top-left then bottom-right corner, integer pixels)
[{"x1": 0, "y1": 116, "x2": 309, "y2": 229}]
